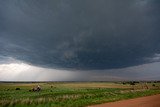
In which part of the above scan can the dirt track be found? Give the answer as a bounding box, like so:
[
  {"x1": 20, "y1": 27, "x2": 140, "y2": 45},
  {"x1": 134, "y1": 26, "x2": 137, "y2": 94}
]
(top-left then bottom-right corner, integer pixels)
[{"x1": 89, "y1": 94, "x2": 160, "y2": 107}]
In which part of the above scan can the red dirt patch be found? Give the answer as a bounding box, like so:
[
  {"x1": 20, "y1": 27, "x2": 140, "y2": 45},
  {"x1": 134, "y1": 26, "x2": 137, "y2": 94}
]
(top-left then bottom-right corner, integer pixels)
[{"x1": 89, "y1": 94, "x2": 160, "y2": 107}]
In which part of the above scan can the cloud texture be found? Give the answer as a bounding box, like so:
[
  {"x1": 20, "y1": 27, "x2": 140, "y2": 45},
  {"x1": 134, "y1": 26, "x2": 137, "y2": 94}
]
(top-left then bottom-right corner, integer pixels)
[{"x1": 0, "y1": 0, "x2": 160, "y2": 70}]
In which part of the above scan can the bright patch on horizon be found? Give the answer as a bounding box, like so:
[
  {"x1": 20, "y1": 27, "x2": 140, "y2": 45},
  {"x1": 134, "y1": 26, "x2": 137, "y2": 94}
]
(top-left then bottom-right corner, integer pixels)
[{"x1": 0, "y1": 62, "x2": 81, "y2": 81}]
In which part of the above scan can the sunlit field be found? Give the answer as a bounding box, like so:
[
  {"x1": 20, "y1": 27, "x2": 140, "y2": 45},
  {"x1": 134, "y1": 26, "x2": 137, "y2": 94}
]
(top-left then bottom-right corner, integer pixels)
[{"x1": 0, "y1": 82, "x2": 160, "y2": 107}]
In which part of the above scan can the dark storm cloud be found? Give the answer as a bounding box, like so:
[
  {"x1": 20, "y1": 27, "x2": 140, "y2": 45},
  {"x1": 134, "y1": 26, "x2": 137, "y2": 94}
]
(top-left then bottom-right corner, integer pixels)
[{"x1": 0, "y1": 0, "x2": 160, "y2": 70}]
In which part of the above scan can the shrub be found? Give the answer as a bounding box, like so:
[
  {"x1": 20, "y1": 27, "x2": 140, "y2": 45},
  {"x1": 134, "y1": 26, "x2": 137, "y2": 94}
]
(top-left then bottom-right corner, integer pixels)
[{"x1": 15, "y1": 88, "x2": 20, "y2": 90}]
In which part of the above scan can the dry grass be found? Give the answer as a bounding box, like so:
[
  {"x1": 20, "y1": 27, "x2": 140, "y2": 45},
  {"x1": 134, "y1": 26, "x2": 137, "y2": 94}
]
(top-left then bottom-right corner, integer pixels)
[
  {"x1": 0, "y1": 82, "x2": 160, "y2": 107},
  {"x1": 60, "y1": 82, "x2": 131, "y2": 89}
]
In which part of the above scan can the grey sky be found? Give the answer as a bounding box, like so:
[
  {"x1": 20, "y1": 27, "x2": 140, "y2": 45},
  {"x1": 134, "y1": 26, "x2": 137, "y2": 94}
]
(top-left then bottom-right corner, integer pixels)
[{"x1": 0, "y1": 0, "x2": 160, "y2": 81}]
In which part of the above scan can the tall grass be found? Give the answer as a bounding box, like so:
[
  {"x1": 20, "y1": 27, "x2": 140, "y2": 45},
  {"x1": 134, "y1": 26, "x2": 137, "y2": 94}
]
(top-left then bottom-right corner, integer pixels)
[{"x1": 0, "y1": 82, "x2": 160, "y2": 107}]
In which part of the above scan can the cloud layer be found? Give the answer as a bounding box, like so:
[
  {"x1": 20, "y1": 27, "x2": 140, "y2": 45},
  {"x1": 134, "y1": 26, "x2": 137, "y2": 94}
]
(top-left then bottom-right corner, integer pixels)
[
  {"x1": 1, "y1": 0, "x2": 160, "y2": 70},
  {"x1": 0, "y1": 60, "x2": 160, "y2": 81}
]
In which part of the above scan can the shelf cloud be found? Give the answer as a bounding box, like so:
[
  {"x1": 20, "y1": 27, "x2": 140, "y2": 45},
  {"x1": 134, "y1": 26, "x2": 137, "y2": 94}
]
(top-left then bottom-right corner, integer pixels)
[{"x1": 0, "y1": 0, "x2": 160, "y2": 81}]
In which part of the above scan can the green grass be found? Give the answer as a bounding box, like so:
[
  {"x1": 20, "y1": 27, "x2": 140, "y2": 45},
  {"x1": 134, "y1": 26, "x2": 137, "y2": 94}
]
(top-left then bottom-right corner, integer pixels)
[{"x1": 0, "y1": 82, "x2": 160, "y2": 107}]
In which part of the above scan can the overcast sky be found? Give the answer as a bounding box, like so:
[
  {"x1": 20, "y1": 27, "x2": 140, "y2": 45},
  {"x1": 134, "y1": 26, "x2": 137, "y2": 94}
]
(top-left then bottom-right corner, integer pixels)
[{"x1": 0, "y1": 0, "x2": 160, "y2": 81}]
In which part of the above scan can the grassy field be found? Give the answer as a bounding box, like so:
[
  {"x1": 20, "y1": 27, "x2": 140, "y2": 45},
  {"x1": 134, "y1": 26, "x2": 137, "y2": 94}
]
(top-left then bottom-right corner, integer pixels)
[{"x1": 0, "y1": 82, "x2": 160, "y2": 107}]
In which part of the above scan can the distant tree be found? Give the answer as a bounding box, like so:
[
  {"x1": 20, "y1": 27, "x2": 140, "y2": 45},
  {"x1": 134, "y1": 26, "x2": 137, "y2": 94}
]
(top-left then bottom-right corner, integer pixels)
[
  {"x1": 130, "y1": 82, "x2": 135, "y2": 85},
  {"x1": 152, "y1": 84, "x2": 155, "y2": 87},
  {"x1": 15, "y1": 88, "x2": 20, "y2": 90}
]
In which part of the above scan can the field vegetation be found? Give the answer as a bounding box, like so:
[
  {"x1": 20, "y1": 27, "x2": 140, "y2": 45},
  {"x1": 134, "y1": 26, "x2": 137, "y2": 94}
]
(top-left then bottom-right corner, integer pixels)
[{"x1": 0, "y1": 81, "x2": 160, "y2": 107}]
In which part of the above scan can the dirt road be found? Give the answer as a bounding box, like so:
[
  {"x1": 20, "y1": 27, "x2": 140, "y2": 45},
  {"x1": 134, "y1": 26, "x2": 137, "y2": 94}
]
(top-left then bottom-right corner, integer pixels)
[{"x1": 89, "y1": 94, "x2": 160, "y2": 107}]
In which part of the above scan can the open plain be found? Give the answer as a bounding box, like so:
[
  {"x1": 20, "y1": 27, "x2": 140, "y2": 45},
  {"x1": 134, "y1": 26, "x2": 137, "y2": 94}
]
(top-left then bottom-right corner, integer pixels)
[{"x1": 0, "y1": 82, "x2": 160, "y2": 107}]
